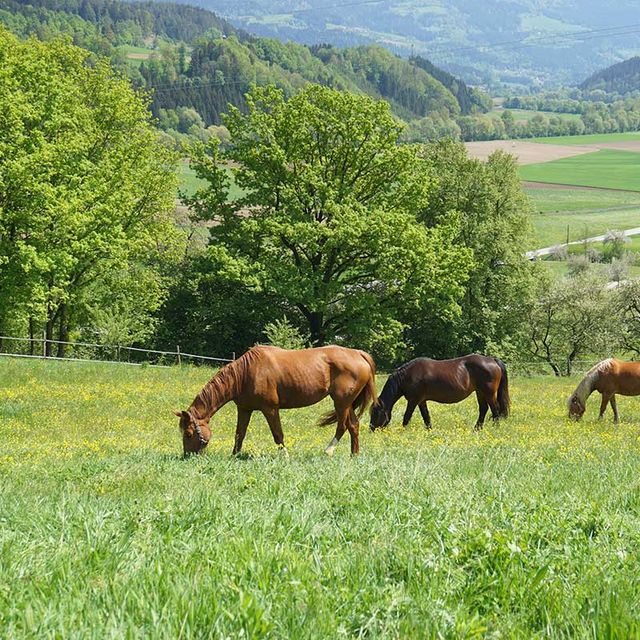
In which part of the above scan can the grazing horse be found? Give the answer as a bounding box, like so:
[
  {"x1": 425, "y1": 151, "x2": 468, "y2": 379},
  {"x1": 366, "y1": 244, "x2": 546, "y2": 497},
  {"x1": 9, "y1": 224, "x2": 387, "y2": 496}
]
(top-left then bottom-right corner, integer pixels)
[
  {"x1": 568, "y1": 358, "x2": 640, "y2": 423},
  {"x1": 370, "y1": 354, "x2": 510, "y2": 431},
  {"x1": 174, "y1": 345, "x2": 377, "y2": 457}
]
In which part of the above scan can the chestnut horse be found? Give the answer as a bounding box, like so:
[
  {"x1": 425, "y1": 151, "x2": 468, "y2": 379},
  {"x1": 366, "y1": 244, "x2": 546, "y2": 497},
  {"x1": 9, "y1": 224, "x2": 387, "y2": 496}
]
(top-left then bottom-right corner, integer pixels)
[
  {"x1": 568, "y1": 358, "x2": 640, "y2": 423},
  {"x1": 175, "y1": 345, "x2": 377, "y2": 457},
  {"x1": 370, "y1": 354, "x2": 510, "y2": 431}
]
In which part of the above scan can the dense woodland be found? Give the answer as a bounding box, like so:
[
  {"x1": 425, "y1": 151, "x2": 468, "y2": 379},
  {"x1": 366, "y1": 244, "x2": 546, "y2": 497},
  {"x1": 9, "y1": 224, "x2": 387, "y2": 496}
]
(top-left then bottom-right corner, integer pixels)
[{"x1": 580, "y1": 56, "x2": 640, "y2": 96}]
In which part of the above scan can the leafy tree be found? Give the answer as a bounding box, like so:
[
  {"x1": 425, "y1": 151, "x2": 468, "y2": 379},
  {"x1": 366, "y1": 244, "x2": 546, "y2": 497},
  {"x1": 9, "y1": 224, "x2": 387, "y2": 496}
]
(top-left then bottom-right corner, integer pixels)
[
  {"x1": 0, "y1": 28, "x2": 182, "y2": 354},
  {"x1": 525, "y1": 272, "x2": 620, "y2": 376},
  {"x1": 186, "y1": 84, "x2": 471, "y2": 359},
  {"x1": 414, "y1": 141, "x2": 537, "y2": 358}
]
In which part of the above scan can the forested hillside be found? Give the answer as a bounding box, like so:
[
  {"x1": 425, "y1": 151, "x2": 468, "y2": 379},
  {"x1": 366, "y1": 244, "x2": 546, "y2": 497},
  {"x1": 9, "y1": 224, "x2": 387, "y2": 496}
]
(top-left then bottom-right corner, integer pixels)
[
  {"x1": 0, "y1": 0, "x2": 490, "y2": 140},
  {"x1": 581, "y1": 57, "x2": 640, "y2": 96}
]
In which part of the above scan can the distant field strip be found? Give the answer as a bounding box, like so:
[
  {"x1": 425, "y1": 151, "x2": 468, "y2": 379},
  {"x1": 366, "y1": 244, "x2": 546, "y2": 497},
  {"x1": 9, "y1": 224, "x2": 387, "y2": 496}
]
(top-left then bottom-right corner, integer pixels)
[
  {"x1": 520, "y1": 149, "x2": 640, "y2": 191},
  {"x1": 525, "y1": 186, "x2": 640, "y2": 213},
  {"x1": 531, "y1": 209, "x2": 640, "y2": 250},
  {"x1": 532, "y1": 132, "x2": 640, "y2": 145}
]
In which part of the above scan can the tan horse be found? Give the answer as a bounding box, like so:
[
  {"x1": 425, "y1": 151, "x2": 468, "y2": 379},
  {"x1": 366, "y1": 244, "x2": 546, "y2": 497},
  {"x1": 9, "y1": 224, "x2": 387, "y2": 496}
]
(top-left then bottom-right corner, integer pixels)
[
  {"x1": 568, "y1": 358, "x2": 640, "y2": 423},
  {"x1": 175, "y1": 345, "x2": 377, "y2": 457}
]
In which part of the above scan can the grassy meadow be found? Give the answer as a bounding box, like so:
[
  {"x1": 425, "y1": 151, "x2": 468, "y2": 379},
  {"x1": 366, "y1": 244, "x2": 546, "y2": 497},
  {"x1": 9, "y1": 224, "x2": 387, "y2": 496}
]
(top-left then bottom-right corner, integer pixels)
[
  {"x1": 2, "y1": 358, "x2": 640, "y2": 637},
  {"x1": 524, "y1": 187, "x2": 640, "y2": 214}
]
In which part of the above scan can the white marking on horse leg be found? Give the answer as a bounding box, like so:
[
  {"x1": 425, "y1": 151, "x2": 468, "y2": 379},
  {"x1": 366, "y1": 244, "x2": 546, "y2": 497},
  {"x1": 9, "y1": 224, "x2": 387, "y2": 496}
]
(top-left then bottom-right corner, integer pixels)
[
  {"x1": 325, "y1": 437, "x2": 339, "y2": 456},
  {"x1": 278, "y1": 444, "x2": 289, "y2": 458}
]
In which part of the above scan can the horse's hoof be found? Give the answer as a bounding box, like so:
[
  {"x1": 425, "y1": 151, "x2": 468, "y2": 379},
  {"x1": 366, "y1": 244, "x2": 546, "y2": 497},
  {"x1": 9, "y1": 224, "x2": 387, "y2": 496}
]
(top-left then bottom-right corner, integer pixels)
[{"x1": 325, "y1": 447, "x2": 336, "y2": 457}]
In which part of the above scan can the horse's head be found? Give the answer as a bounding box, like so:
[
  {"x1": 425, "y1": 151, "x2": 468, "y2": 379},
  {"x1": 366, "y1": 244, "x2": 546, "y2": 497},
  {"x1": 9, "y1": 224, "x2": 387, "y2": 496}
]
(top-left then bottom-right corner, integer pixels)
[
  {"x1": 568, "y1": 394, "x2": 585, "y2": 421},
  {"x1": 369, "y1": 402, "x2": 391, "y2": 431},
  {"x1": 174, "y1": 410, "x2": 211, "y2": 456}
]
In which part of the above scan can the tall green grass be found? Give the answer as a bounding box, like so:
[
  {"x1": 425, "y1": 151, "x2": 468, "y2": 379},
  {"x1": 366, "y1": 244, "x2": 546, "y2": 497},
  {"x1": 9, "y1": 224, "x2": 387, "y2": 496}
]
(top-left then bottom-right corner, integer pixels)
[{"x1": 2, "y1": 359, "x2": 640, "y2": 637}]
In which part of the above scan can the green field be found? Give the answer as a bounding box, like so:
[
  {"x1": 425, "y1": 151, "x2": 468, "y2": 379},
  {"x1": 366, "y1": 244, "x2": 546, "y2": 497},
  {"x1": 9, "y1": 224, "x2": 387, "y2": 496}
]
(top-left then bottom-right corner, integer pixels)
[
  {"x1": 3, "y1": 358, "x2": 640, "y2": 637},
  {"x1": 520, "y1": 150, "x2": 640, "y2": 191},
  {"x1": 178, "y1": 160, "x2": 244, "y2": 200},
  {"x1": 532, "y1": 132, "x2": 640, "y2": 145},
  {"x1": 525, "y1": 187, "x2": 640, "y2": 214}
]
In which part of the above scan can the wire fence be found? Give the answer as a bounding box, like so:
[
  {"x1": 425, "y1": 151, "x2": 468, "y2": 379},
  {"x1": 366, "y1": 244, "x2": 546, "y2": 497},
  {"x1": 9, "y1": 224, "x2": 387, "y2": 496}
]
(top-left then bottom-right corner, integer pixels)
[
  {"x1": 0, "y1": 335, "x2": 234, "y2": 368},
  {"x1": 0, "y1": 334, "x2": 609, "y2": 377}
]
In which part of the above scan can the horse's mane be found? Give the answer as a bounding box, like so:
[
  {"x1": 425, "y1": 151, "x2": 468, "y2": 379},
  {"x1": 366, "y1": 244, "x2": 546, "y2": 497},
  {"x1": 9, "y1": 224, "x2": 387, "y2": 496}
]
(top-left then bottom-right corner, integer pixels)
[
  {"x1": 381, "y1": 358, "x2": 424, "y2": 402},
  {"x1": 190, "y1": 347, "x2": 262, "y2": 419},
  {"x1": 569, "y1": 358, "x2": 615, "y2": 408}
]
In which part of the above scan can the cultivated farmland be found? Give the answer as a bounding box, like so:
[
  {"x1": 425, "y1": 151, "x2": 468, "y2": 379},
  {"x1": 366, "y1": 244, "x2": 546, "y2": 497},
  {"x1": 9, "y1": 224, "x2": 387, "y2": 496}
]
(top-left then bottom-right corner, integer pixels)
[
  {"x1": 520, "y1": 149, "x2": 640, "y2": 192},
  {"x1": 2, "y1": 358, "x2": 640, "y2": 637}
]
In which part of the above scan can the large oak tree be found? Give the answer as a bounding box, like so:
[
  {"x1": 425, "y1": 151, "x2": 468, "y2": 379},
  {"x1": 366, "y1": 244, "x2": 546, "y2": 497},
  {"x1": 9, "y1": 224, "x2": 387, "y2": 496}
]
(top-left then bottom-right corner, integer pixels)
[{"x1": 186, "y1": 84, "x2": 471, "y2": 356}]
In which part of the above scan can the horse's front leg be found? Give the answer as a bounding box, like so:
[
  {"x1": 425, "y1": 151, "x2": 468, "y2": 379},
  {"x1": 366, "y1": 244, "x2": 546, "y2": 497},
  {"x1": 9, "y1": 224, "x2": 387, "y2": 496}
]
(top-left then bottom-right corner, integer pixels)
[
  {"x1": 263, "y1": 407, "x2": 288, "y2": 455},
  {"x1": 598, "y1": 393, "x2": 610, "y2": 421},
  {"x1": 402, "y1": 399, "x2": 417, "y2": 427},
  {"x1": 232, "y1": 407, "x2": 253, "y2": 455}
]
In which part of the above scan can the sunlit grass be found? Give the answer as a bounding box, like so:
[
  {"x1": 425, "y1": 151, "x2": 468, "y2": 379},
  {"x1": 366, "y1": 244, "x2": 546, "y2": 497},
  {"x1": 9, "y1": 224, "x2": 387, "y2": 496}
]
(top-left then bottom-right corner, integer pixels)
[{"x1": 2, "y1": 358, "x2": 640, "y2": 637}]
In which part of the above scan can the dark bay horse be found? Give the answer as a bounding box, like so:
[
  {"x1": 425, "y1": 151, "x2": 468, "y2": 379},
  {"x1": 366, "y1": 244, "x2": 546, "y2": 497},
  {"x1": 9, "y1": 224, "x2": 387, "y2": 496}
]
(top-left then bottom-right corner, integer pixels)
[
  {"x1": 568, "y1": 358, "x2": 640, "y2": 423},
  {"x1": 370, "y1": 354, "x2": 510, "y2": 431},
  {"x1": 175, "y1": 345, "x2": 377, "y2": 456}
]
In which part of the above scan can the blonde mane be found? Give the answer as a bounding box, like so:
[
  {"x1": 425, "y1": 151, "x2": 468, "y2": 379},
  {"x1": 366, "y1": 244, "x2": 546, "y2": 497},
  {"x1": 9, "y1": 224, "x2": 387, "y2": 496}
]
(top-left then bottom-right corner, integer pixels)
[
  {"x1": 190, "y1": 347, "x2": 263, "y2": 419},
  {"x1": 569, "y1": 358, "x2": 615, "y2": 408}
]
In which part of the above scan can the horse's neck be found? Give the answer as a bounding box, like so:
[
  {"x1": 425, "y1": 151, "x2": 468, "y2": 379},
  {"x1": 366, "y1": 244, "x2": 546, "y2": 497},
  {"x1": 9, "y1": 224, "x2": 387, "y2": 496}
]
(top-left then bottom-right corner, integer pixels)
[
  {"x1": 380, "y1": 378, "x2": 403, "y2": 412},
  {"x1": 573, "y1": 374, "x2": 595, "y2": 405},
  {"x1": 190, "y1": 367, "x2": 240, "y2": 421}
]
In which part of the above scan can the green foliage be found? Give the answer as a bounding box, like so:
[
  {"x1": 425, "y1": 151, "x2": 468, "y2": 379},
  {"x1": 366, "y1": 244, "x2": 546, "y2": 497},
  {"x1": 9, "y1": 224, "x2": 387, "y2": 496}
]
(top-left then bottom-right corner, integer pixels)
[
  {"x1": 525, "y1": 271, "x2": 620, "y2": 375},
  {"x1": 263, "y1": 317, "x2": 307, "y2": 350},
  {"x1": 185, "y1": 84, "x2": 471, "y2": 361},
  {"x1": 415, "y1": 141, "x2": 537, "y2": 358},
  {"x1": 0, "y1": 27, "x2": 182, "y2": 350}
]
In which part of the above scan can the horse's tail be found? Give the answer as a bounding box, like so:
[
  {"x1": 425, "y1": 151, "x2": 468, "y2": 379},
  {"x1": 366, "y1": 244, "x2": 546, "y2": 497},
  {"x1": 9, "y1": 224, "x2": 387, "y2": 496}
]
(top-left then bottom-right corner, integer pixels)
[
  {"x1": 318, "y1": 351, "x2": 378, "y2": 426},
  {"x1": 494, "y1": 357, "x2": 510, "y2": 418}
]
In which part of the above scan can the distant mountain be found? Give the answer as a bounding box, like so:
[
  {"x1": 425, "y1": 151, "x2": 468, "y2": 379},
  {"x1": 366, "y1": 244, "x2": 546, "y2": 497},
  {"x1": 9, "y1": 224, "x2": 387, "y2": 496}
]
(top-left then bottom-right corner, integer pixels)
[
  {"x1": 580, "y1": 57, "x2": 640, "y2": 95},
  {"x1": 152, "y1": 0, "x2": 640, "y2": 89}
]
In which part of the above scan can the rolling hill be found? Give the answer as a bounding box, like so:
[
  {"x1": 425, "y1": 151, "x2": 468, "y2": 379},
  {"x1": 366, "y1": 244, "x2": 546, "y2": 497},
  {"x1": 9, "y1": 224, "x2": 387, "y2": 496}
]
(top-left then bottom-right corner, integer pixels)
[
  {"x1": 148, "y1": 0, "x2": 640, "y2": 89},
  {"x1": 580, "y1": 56, "x2": 640, "y2": 95},
  {"x1": 0, "y1": 0, "x2": 490, "y2": 128}
]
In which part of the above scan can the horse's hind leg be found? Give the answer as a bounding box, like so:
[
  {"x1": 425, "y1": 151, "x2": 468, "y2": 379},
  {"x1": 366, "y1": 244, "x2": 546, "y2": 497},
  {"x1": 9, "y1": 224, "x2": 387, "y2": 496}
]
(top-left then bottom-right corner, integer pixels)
[
  {"x1": 325, "y1": 406, "x2": 349, "y2": 456},
  {"x1": 610, "y1": 395, "x2": 619, "y2": 424},
  {"x1": 474, "y1": 393, "x2": 489, "y2": 430},
  {"x1": 419, "y1": 402, "x2": 432, "y2": 429},
  {"x1": 346, "y1": 408, "x2": 360, "y2": 456}
]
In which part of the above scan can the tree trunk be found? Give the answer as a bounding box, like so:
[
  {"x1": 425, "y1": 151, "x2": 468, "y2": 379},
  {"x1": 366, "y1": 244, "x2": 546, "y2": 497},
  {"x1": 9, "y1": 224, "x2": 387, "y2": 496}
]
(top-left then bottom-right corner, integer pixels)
[
  {"x1": 45, "y1": 315, "x2": 54, "y2": 357},
  {"x1": 309, "y1": 311, "x2": 325, "y2": 346},
  {"x1": 56, "y1": 304, "x2": 68, "y2": 358}
]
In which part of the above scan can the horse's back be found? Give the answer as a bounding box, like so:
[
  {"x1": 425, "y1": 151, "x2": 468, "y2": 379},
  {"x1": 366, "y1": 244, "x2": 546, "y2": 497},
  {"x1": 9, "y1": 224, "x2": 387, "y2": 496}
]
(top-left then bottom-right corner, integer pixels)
[
  {"x1": 605, "y1": 359, "x2": 640, "y2": 396},
  {"x1": 243, "y1": 345, "x2": 372, "y2": 408}
]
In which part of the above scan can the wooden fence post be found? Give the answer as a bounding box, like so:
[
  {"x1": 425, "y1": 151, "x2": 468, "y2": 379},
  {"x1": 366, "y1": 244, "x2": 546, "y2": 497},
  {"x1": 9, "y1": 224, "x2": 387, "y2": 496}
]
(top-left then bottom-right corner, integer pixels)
[
  {"x1": 176, "y1": 345, "x2": 181, "y2": 366},
  {"x1": 42, "y1": 330, "x2": 47, "y2": 358}
]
